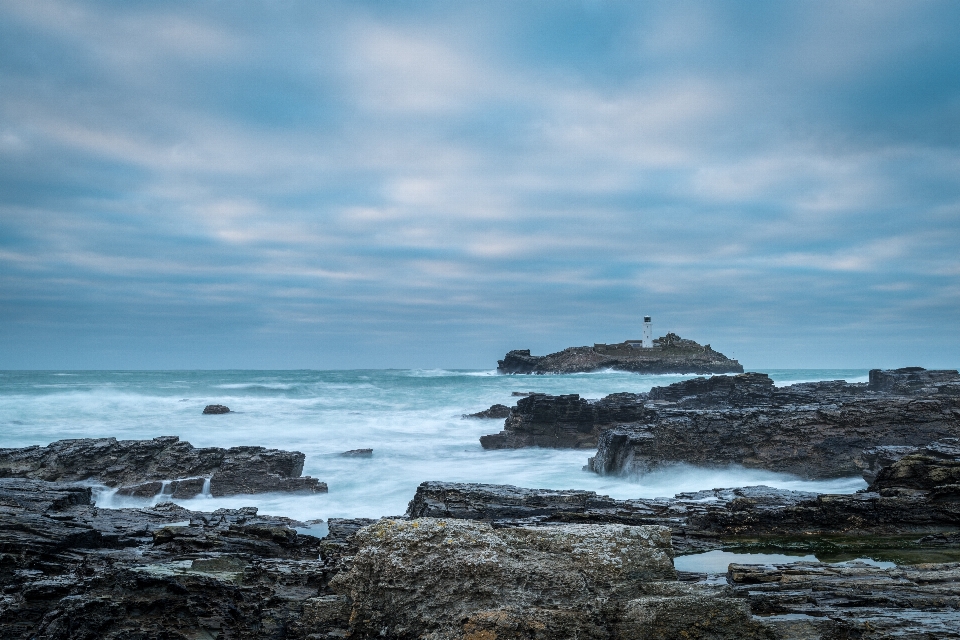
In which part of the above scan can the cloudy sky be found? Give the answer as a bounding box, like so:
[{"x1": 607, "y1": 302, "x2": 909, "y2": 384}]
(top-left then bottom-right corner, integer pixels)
[{"x1": 1, "y1": 0, "x2": 959, "y2": 369}]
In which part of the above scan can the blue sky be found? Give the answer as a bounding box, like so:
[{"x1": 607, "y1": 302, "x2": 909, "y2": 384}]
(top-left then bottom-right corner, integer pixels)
[{"x1": 1, "y1": 0, "x2": 959, "y2": 369}]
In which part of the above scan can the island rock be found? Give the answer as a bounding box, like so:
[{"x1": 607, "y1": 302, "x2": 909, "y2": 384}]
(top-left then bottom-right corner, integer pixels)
[{"x1": 497, "y1": 333, "x2": 743, "y2": 375}]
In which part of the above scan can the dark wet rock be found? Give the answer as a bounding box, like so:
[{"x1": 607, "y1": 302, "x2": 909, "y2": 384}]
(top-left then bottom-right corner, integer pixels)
[
  {"x1": 480, "y1": 391, "x2": 648, "y2": 449},
  {"x1": 587, "y1": 392, "x2": 960, "y2": 479},
  {"x1": 339, "y1": 448, "x2": 373, "y2": 457},
  {"x1": 480, "y1": 369, "x2": 960, "y2": 478},
  {"x1": 0, "y1": 436, "x2": 327, "y2": 497},
  {"x1": 408, "y1": 475, "x2": 960, "y2": 556},
  {"x1": 869, "y1": 438, "x2": 960, "y2": 495},
  {"x1": 869, "y1": 366, "x2": 960, "y2": 395},
  {"x1": 0, "y1": 477, "x2": 347, "y2": 640},
  {"x1": 729, "y1": 561, "x2": 960, "y2": 638},
  {"x1": 5, "y1": 472, "x2": 960, "y2": 639},
  {"x1": 462, "y1": 403, "x2": 512, "y2": 419},
  {"x1": 511, "y1": 391, "x2": 536, "y2": 396},
  {"x1": 497, "y1": 333, "x2": 743, "y2": 375},
  {"x1": 647, "y1": 371, "x2": 775, "y2": 406},
  {"x1": 407, "y1": 481, "x2": 612, "y2": 520},
  {"x1": 203, "y1": 404, "x2": 231, "y2": 414}
]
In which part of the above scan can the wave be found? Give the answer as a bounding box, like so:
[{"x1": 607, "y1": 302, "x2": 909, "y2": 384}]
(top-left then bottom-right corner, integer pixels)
[{"x1": 215, "y1": 383, "x2": 297, "y2": 390}]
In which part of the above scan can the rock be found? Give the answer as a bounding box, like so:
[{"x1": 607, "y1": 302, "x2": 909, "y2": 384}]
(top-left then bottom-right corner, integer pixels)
[
  {"x1": 589, "y1": 391, "x2": 960, "y2": 479},
  {"x1": 407, "y1": 478, "x2": 960, "y2": 554},
  {"x1": 497, "y1": 333, "x2": 743, "y2": 375},
  {"x1": 728, "y1": 561, "x2": 960, "y2": 638},
  {"x1": 0, "y1": 436, "x2": 327, "y2": 497},
  {"x1": 478, "y1": 368, "x2": 960, "y2": 476},
  {"x1": 203, "y1": 404, "x2": 231, "y2": 414},
  {"x1": 339, "y1": 448, "x2": 373, "y2": 457},
  {"x1": 869, "y1": 438, "x2": 960, "y2": 494},
  {"x1": 407, "y1": 481, "x2": 613, "y2": 520},
  {"x1": 462, "y1": 403, "x2": 512, "y2": 419},
  {"x1": 328, "y1": 518, "x2": 679, "y2": 639},
  {"x1": 4, "y1": 472, "x2": 959, "y2": 638},
  {"x1": 647, "y1": 371, "x2": 775, "y2": 406},
  {"x1": 0, "y1": 477, "x2": 347, "y2": 640},
  {"x1": 481, "y1": 392, "x2": 648, "y2": 449},
  {"x1": 869, "y1": 366, "x2": 960, "y2": 394}
]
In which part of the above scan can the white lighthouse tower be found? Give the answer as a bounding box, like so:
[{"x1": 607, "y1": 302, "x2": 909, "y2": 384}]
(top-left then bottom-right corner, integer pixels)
[{"x1": 642, "y1": 316, "x2": 653, "y2": 348}]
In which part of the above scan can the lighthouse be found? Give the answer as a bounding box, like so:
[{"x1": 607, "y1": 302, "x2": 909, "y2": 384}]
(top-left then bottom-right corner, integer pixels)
[{"x1": 642, "y1": 316, "x2": 652, "y2": 348}]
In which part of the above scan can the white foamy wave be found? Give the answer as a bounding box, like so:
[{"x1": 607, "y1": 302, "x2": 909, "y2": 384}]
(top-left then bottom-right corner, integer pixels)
[
  {"x1": 3, "y1": 368, "x2": 872, "y2": 522},
  {"x1": 215, "y1": 382, "x2": 296, "y2": 390}
]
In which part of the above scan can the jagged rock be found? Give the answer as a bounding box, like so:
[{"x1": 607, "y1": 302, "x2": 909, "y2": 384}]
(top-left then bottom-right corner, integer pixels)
[
  {"x1": 339, "y1": 448, "x2": 373, "y2": 457},
  {"x1": 481, "y1": 392, "x2": 648, "y2": 449},
  {"x1": 647, "y1": 372, "x2": 775, "y2": 406},
  {"x1": 497, "y1": 333, "x2": 743, "y2": 375},
  {"x1": 203, "y1": 404, "x2": 231, "y2": 414},
  {"x1": 869, "y1": 438, "x2": 960, "y2": 494},
  {"x1": 462, "y1": 403, "x2": 512, "y2": 419},
  {"x1": 589, "y1": 392, "x2": 960, "y2": 479},
  {"x1": 479, "y1": 369, "x2": 960, "y2": 477},
  {"x1": 0, "y1": 477, "x2": 346, "y2": 640},
  {"x1": 0, "y1": 436, "x2": 327, "y2": 497},
  {"x1": 869, "y1": 366, "x2": 960, "y2": 394},
  {"x1": 329, "y1": 518, "x2": 702, "y2": 639}
]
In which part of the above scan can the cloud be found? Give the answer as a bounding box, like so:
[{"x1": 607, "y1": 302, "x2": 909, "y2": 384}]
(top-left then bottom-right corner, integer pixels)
[{"x1": 0, "y1": 0, "x2": 959, "y2": 369}]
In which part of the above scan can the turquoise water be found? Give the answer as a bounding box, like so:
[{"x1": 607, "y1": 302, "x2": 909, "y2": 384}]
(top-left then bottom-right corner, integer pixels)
[{"x1": 0, "y1": 369, "x2": 869, "y2": 521}]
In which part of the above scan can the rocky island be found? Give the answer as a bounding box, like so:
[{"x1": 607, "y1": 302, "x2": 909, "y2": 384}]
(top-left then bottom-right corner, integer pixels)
[{"x1": 498, "y1": 332, "x2": 743, "y2": 374}]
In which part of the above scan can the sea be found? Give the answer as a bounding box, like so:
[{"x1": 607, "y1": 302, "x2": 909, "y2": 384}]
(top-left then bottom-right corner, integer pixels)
[{"x1": 0, "y1": 369, "x2": 871, "y2": 529}]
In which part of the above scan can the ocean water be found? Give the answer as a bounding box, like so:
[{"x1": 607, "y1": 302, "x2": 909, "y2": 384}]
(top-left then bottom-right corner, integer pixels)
[{"x1": 0, "y1": 369, "x2": 870, "y2": 523}]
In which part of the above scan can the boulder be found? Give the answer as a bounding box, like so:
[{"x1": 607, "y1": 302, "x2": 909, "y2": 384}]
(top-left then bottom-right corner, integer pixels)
[
  {"x1": 329, "y1": 518, "x2": 678, "y2": 638},
  {"x1": 202, "y1": 404, "x2": 231, "y2": 414}
]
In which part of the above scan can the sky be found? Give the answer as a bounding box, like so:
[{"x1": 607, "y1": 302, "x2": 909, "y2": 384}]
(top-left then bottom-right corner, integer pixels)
[{"x1": 1, "y1": 0, "x2": 959, "y2": 370}]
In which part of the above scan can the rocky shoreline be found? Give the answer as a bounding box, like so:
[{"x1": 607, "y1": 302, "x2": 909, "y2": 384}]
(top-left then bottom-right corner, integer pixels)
[
  {"x1": 2, "y1": 366, "x2": 960, "y2": 638},
  {"x1": 497, "y1": 332, "x2": 743, "y2": 375},
  {"x1": 480, "y1": 368, "x2": 960, "y2": 480},
  {"x1": 2, "y1": 442, "x2": 959, "y2": 638}
]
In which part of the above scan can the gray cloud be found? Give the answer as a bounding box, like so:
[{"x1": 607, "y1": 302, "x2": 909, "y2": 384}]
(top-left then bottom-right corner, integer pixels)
[{"x1": 1, "y1": 0, "x2": 959, "y2": 369}]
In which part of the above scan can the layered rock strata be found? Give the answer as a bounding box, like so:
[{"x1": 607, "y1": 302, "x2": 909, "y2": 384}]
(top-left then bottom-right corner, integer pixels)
[
  {"x1": 728, "y1": 561, "x2": 960, "y2": 638},
  {"x1": 480, "y1": 368, "x2": 960, "y2": 479},
  {"x1": 408, "y1": 465, "x2": 960, "y2": 555},
  {"x1": 0, "y1": 436, "x2": 327, "y2": 497},
  {"x1": 4, "y1": 463, "x2": 960, "y2": 639},
  {"x1": 0, "y1": 477, "x2": 347, "y2": 639},
  {"x1": 497, "y1": 332, "x2": 743, "y2": 374}
]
